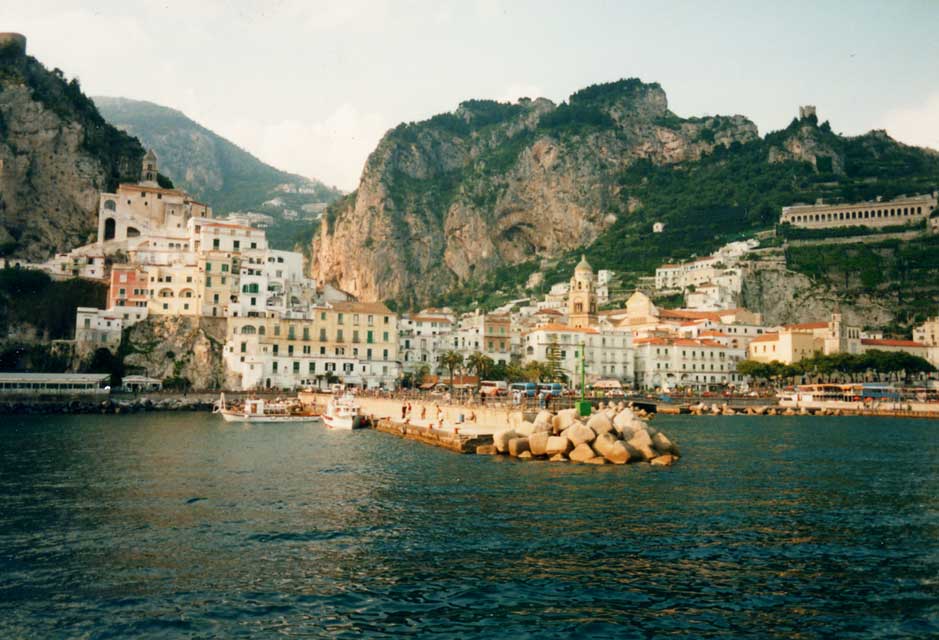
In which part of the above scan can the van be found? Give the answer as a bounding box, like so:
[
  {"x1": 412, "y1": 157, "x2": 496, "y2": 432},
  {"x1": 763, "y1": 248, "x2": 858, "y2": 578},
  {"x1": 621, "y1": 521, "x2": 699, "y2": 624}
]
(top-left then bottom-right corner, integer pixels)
[
  {"x1": 510, "y1": 382, "x2": 536, "y2": 397},
  {"x1": 480, "y1": 380, "x2": 508, "y2": 396}
]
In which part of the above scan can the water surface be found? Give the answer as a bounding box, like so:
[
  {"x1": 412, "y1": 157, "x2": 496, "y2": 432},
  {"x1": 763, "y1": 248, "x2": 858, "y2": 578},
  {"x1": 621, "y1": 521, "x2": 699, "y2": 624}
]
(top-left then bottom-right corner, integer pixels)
[{"x1": 1, "y1": 413, "x2": 937, "y2": 638}]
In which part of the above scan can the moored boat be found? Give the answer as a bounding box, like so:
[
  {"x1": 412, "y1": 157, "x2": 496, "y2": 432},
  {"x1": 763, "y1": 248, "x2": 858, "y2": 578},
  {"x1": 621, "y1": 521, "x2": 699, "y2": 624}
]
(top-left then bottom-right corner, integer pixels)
[
  {"x1": 214, "y1": 393, "x2": 320, "y2": 423},
  {"x1": 323, "y1": 394, "x2": 367, "y2": 430}
]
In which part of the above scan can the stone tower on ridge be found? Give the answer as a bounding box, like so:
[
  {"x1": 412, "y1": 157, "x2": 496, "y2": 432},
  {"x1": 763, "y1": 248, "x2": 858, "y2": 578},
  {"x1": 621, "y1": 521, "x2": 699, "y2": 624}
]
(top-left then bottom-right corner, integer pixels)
[
  {"x1": 141, "y1": 149, "x2": 159, "y2": 186},
  {"x1": 567, "y1": 255, "x2": 597, "y2": 329}
]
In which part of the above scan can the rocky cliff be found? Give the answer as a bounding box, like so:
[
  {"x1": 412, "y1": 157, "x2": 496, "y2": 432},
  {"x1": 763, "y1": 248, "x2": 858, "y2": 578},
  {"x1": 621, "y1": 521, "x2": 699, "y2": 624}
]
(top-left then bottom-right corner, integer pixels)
[
  {"x1": 123, "y1": 316, "x2": 235, "y2": 390},
  {"x1": 741, "y1": 264, "x2": 894, "y2": 328},
  {"x1": 312, "y1": 79, "x2": 758, "y2": 305},
  {"x1": 0, "y1": 39, "x2": 143, "y2": 259}
]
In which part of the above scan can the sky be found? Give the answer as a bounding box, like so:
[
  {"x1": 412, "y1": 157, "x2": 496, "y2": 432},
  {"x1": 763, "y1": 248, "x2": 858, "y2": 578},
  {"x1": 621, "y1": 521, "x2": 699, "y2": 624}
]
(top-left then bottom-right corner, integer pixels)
[{"x1": 5, "y1": 0, "x2": 939, "y2": 191}]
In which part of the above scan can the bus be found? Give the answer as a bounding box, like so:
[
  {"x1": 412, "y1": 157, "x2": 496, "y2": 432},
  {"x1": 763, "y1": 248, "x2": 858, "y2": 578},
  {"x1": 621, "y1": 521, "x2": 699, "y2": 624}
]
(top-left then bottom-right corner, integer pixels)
[
  {"x1": 480, "y1": 380, "x2": 508, "y2": 396},
  {"x1": 510, "y1": 382, "x2": 536, "y2": 397}
]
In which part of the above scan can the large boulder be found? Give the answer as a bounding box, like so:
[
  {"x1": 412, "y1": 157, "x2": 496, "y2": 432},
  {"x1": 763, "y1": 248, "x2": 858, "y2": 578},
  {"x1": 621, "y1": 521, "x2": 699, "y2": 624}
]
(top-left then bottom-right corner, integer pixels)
[
  {"x1": 508, "y1": 437, "x2": 530, "y2": 457},
  {"x1": 614, "y1": 417, "x2": 646, "y2": 438},
  {"x1": 476, "y1": 444, "x2": 497, "y2": 455},
  {"x1": 586, "y1": 412, "x2": 614, "y2": 435},
  {"x1": 569, "y1": 442, "x2": 596, "y2": 463},
  {"x1": 532, "y1": 420, "x2": 553, "y2": 434},
  {"x1": 612, "y1": 408, "x2": 635, "y2": 429},
  {"x1": 651, "y1": 454, "x2": 678, "y2": 466},
  {"x1": 533, "y1": 410, "x2": 553, "y2": 427},
  {"x1": 518, "y1": 450, "x2": 533, "y2": 460},
  {"x1": 593, "y1": 432, "x2": 631, "y2": 464},
  {"x1": 516, "y1": 421, "x2": 535, "y2": 436},
  {"x1": 626, "y1": 429, "x2": 656, "y2": 461},
  {"x1": 556, "y1": 408, "x2": 579, "y2": 431},
  {"x1": 566, "y1": 422, "x2": 597, "y2": 447},
  {"x1": 529, "y1": 432, "x2": 550, "y2": 457},
  {"x1": 549, "y1": 453, "x2": 568, "y2": 462},
  {"x1": 652, "y1": 431, "x2": 679, "y2": 456},
  {"x1": 545, "y1": 435, "x2": 572, "y2": 456},
  {"x1": 493, "y1": 429, "x2": 518, "y2": 453}
]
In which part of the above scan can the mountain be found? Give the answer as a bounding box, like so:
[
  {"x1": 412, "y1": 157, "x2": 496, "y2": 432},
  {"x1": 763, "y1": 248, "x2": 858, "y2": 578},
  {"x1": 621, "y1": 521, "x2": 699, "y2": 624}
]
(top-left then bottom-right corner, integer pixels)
[
  {"x1": 312, "y1": 79, "x2": 939, "y2": 314},
  {"x1": 0, "y1": 34, "x2": 143, "y2": 259},
  {"x1": 313, "y1": 79, "x2": 759, "y2": 306},
  {"x1": 92, "y1": 96, "x2": 343, "y2": 248}
]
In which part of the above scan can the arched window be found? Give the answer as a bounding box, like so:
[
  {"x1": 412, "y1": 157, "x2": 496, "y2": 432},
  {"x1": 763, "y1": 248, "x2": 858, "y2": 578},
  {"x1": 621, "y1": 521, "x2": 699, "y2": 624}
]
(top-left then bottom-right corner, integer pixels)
[
  {"x1": 180, "y1": 289, "x2": 194, "y2": 299},
  {"x1": 103, "y1": 218, "x2": 116, "y2": 241},
  {"x1": 242, "y1": 325, "x2": 257, "y2": 335},
  {"x1": 104, "y1": 199, "x2": 116, "y2": 211},
  {"x1": 158, "y1": 288, "x2": 173, "y2": 298},
  {"x1": 127, "y1": 227, "x2": 140, "y2": 238}
]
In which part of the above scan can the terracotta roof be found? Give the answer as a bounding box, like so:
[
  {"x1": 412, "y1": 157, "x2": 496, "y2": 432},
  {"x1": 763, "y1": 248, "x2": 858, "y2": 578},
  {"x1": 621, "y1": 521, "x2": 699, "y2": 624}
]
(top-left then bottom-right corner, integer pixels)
[
  {"x1": 783, "y1": 322, "x2": 828, "y2": 331},
  {"x1": 538, "y1": 308, "x2": 564, "y2": 316},
  {"x1": 526, "y1": 323, "x2": 599, "y2": 335},
  {"x1": 203, "y1": 222, "x2": 256, "y2": 231},
  {"x1": 862, "y1": 338, "x2": 927, "y2": 348},
  {"x1": 700, "y1": 330, "x2": 729, "y2": 337},
  {"x1": 749, "y1": 333, "x2": 779, "y2": 344},
  {"x1": 331, "y1": 301, "x2": 394, "y2": 315},
  {"x1": 118, "y1": 183, "x2": 185, "y2": 196},
  {"x1": 634, "y1": 337, "x2": 728, "y2": 348}
]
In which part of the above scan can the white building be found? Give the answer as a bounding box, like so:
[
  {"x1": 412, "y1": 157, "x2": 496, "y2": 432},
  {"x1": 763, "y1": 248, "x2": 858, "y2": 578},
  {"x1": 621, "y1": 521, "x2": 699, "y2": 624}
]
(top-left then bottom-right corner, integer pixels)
[
  {"x1": 523, "y1": 324, "x2": 633, "y2": 386},
  {"x1": 75, "y1": 307, "x2": 124, "y2": 351},
  {"x1": 634, "y1": 336, "x2": 747, "y2": 390}
]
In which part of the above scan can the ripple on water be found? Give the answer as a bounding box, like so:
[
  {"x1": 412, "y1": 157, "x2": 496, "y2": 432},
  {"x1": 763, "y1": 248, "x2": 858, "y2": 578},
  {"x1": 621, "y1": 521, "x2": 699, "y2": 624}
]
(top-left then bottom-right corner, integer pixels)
[{"x1": 1, "y1": 413, "x2": 938, "y2": 638}]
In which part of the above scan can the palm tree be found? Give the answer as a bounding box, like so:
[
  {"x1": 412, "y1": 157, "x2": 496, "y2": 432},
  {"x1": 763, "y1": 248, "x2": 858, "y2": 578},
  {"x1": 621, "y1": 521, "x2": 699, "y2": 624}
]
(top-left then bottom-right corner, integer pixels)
[
  {"x1": 466, "y1": 351, "x2": 494, "y2": 385},
  {"x1": 440, "y1": 351, "x2": 464, "y2": 391}
]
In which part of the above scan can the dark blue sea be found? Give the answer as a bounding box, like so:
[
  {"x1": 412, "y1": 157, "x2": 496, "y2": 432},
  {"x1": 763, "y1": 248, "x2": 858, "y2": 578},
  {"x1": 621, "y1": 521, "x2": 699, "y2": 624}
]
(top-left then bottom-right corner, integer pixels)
[{"x1": 1, "y1": 413, "x2": 937, "y2": 638}]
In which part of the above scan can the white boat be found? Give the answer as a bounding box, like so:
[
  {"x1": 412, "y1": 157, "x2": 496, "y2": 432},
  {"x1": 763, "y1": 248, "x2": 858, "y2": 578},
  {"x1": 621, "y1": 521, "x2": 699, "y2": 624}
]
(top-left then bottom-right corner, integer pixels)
[
  {"x1": 323, "y1": 394, "x2": 366, "y2": 430},
  {"x1": 214, "y1": 393, "x2": 320, "y2": 423}
]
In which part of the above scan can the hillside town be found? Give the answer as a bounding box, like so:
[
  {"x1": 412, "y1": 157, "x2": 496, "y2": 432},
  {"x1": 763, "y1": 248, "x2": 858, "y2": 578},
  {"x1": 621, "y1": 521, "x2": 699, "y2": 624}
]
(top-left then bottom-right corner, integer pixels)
[{"x1": 6, "y1": 151, "x2": 936, "y2": 395}]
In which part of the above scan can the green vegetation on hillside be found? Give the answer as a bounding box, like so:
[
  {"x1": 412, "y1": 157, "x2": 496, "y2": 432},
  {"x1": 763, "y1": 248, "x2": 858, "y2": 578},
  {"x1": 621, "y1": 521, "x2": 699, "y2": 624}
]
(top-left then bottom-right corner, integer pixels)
[
  {"x1": 430, "y1": 115, "x2": 939, "y2": 313},
  {"x1": 92, "y1": 97, "x2": 342, "y2": 244},
  {"x1": 0, "y1": 268, "x2": 107, "y2": 339},
  {"x1": 785, "y1": 234, "x2": 939, "y2": 324},
  {"x1": 0, "y1": 50, "x2": 143, "y2": 191}
]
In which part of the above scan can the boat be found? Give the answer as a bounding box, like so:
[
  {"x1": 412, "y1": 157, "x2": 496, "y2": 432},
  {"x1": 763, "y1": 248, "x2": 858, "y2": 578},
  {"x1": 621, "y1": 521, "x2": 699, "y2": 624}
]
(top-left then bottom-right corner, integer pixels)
[
  {"x1": 776, "y1": 383, "x2": 939, "y2": 412},
  {"x1": 322, "y1": 393, "x2": 367, "y2": 430},
  {"x1": 213, "y1": 393, "x2": 320, "y2": 423}
]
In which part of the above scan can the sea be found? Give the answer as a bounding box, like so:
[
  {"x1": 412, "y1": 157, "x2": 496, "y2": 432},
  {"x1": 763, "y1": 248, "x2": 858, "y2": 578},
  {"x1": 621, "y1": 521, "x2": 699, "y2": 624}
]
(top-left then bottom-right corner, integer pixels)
[{"x1": 1, "y1": 412, "x2": 937, "y2": 638}]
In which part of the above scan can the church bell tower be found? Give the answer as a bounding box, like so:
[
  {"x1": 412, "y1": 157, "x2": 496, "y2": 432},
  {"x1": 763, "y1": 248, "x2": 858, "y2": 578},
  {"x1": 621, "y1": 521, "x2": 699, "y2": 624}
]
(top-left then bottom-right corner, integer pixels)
[{"x1": 567, "y1": 255, "x2": 597, "y2": 329}]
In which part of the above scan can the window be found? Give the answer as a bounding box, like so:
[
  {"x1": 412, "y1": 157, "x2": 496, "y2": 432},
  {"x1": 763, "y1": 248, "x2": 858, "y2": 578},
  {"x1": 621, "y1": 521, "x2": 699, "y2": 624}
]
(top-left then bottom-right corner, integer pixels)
[
  {"x1": 213, "y1": 238, "x2": 220, "y2": 249},
  {"x1": 320, "y1": 328, "x2": 327, "y2": 341},
  {"x1": 273, "y1": 345, "x2": 279, "y2": 355},
  {"x1": 234, "y1": 241, "x2": 240, "y2": 250},
  {"x1": 221, "y1": 264, "x2": 229, "y2": 273},
  {"x1": 367, "y1": 331, "x2": 374, "y2": 344}
]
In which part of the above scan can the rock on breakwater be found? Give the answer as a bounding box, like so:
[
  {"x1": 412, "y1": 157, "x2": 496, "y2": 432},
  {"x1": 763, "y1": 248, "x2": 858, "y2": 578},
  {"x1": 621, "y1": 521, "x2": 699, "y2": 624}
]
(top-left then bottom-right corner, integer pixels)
[{"x1": 488, "y1": 403, "x2": 680, "y2": 466}]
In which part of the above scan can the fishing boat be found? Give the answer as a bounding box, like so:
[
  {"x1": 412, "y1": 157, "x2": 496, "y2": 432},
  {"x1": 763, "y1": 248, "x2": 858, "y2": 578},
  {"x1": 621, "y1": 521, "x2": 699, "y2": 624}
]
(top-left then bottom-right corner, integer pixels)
[
  {"x1": 214, "y1": 393, "x2": 320, "y2": 423},
  {"x1": 322, "y1": 393, "x2": 366, "y2": 430}
]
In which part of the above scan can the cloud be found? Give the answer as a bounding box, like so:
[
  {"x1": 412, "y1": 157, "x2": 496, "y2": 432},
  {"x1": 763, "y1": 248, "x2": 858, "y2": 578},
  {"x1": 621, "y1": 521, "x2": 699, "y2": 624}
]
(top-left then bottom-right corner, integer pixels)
[
  {"x1": 882, "y1": 92, "x2": 939, "y2": 151},
  {"x1": 213, "y1": 105, "x2": 392, "y2": 191}
]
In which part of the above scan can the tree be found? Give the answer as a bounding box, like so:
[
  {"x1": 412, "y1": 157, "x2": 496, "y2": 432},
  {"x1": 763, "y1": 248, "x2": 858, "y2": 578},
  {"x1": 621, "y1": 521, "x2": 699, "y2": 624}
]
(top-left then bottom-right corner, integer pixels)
[
  {"x1": 466, "y1": 351, "x2": 494, "y2": 382},
  {"x1": 439, "y1": 350, "x2": 464, "y2": 390}
]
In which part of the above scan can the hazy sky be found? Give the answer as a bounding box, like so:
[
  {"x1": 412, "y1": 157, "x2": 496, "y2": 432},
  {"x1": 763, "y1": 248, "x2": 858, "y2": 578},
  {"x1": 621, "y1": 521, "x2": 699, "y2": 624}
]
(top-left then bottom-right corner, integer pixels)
[{"x1": 6, "y1": 0, "x2": 939, "y2": 190}]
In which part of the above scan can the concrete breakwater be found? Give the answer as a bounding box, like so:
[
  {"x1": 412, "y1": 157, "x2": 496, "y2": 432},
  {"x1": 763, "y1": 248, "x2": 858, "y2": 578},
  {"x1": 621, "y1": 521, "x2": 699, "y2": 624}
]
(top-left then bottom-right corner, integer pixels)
[
  {"x1": 338, "y1": 395, "x2": 680, "y2": 466},
  {"x1": 484, "y1": 404, "x2": 680, "y2": 466},
  {"x1": 374, "y1": 419, "x2": 492, "y2": 454}
]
